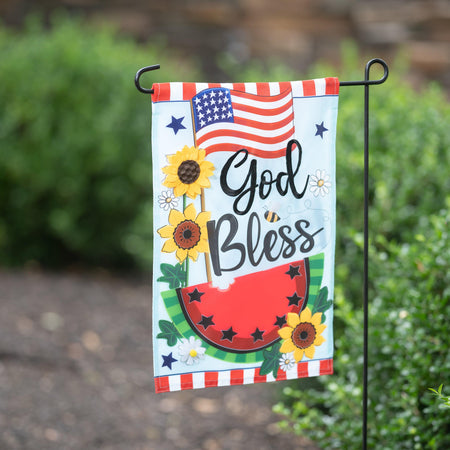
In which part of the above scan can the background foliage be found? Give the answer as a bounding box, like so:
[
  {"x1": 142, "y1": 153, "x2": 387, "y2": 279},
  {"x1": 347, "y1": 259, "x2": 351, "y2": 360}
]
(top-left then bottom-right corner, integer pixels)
[
  {"x1": 0, "y1": 15, "x2": 197, "y2": 268},
  {"x1": 1, "y1": 16, "x2": 449, "y2": 448}
]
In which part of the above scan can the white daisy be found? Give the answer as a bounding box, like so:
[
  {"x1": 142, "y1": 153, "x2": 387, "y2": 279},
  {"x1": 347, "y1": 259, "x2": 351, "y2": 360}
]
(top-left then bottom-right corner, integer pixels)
[
  {"x1": 158, "y1": 190, "x2": 179, "y2": 210},
  {"x1": 309, "y1": 169, "x2": 332, "y2": 197},
  {"x1": 279, "y1": 352, "x2": 296, "y2": 372},
  {"x1": 178, "y1": 336, "x2": 206, "y2": 365}
]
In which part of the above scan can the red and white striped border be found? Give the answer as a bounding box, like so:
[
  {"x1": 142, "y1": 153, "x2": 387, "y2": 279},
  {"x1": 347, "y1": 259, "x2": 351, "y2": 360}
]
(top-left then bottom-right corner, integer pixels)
[
  {"x1": 155, "y1": 358, "x2": 333, "y2": 393},
  {"x1": 151, "y1": 78, "x2": 339, "y2": 103}
]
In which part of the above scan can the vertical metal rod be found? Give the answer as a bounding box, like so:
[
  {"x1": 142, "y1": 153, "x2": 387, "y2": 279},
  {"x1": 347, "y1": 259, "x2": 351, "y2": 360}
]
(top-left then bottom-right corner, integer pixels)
[{"x1": 362, "y1": 69, "x2": 370, "y2": 450}]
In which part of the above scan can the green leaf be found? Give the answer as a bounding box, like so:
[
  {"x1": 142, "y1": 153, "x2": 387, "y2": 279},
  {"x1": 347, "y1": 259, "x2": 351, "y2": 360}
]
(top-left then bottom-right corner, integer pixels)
[
  {"x1": 259, "y1": 342, "x2": 281, "y2": 377},
  {"x1": 156, "y1": 320, "x2": 182, "y2": 347},
  {"x1": 157, "y1": 263, "x2": 187, "y2": 289},
  {"x1": 311, "y1": 287, "x2": 333, "y2": 323}
]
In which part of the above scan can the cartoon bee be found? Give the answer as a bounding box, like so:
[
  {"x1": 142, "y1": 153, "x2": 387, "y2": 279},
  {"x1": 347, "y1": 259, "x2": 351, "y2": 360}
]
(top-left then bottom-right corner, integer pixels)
[{"x1": 263, "y1": 207, "x2": 281, "y2": 223}]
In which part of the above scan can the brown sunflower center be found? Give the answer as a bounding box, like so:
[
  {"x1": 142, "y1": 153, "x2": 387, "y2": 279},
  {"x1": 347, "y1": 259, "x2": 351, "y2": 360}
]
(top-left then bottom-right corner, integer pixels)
[
  {"x1": 173, "y1": 220, "x2": 201, "y2": 250},
  {"x1": 291, "y1": 322, "x2": 316, "y2": 349},
  {"x1": 178, "y1": 160, "x2": 201, "y2": 184}
]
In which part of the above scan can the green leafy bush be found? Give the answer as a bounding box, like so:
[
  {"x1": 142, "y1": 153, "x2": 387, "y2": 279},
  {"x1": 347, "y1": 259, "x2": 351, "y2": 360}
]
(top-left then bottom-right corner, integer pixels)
[
  {"x1": 275, "y1": 209, "x2": 450, "y2": 449},
  {"x1": 0, "y1": 15, "x2": 197, "y2": 268}
]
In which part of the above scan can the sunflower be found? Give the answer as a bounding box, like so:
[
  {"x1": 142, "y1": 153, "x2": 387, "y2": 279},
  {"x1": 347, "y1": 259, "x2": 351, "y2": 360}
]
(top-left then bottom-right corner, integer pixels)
[
  {"x1": 278, "y1": 308, "x2": 326, "y2": 362},
  {"x1": 157, "y1": 203, "x2": 210, "y2": 263},
  {"x1": 162, "y1": 145, "x2": 215, "y2": 199}
]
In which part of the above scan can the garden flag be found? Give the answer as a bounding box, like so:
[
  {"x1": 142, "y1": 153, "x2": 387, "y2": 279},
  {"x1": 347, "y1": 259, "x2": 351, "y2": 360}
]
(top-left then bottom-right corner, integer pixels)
[{"x1": 151, "y1": 78, "x2": 339, "y2": 393}]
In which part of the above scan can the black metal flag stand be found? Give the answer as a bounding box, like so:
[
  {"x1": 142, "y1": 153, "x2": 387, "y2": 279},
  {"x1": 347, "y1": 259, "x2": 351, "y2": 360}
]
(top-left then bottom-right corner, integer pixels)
[{"x1": 135, "y1": 59, "x2": 389, "y2": 450}]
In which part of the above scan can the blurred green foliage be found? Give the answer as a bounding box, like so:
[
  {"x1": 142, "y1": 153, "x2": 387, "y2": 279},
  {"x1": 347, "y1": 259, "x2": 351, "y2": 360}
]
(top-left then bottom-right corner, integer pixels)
[
  {"x1": 275, "y1": 209, "x2": 450, "y2": 449},
  {"x1": 0, "y1": 15, "x2": 198, "y2": 268}
]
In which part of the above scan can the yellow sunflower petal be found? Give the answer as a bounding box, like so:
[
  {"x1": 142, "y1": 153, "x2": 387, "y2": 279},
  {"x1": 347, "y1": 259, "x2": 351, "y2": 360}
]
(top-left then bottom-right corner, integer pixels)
[
  {"x1": 175, "y1": 248, "x2": 188, "y2": 263},
  {"x1": 188, "y1": 249, "x2": 198, "y2": 261},
  {"x1": 278, "y1": 326, "x2": 293, "y2": 340},
  {"x1": 280, "y1": 339, "x2": 295, "y2": 353},
  {"x1": 304, "y1": 345, "x2": 315, "y2": 359},
  {"x1": 194, "y1": 239, "x2": 210, "y2": 253},
  {"x1": 196, "y1": 211, "x2": 211, "y2": 227},
  {"x1": 173, "y1": 183, "x2": 188, "y2": 198},
  {"x1": 311, "y1": 312, "x2": 323, "y2": 327},
  {"x1": 185, "y1": 183, "x2": 202, "y2": 199},
  {"x1": 168, "y1": 209, "x2": 185, "y2": 227},
  {"x1": 314, "y1": 334, "x2": 326, "y2": 346},
  {"x1": 286, "y1": 312, "x2": 300, "y2": 328},
  {"x1": 183, "y1": 203, "x2": 197, "y2": 221},
  {"x1": 162, "y1": 239, "x2": 177, "y2": 253},
  {"x1": 293, "y1": 347, "x2": 305, "y2": 362},
  {"x1": 197, "y1": 177, "x2": 211, "y2": 188},
  {"x1": 157, "y1": 225, "x2": 174, "y2": 238},
  {"x1": 315, "y1": 323, "x2": 327, "y2": 335},
  {"x1": 300, "y1": 307, "x2": 312, "y2": 322}
]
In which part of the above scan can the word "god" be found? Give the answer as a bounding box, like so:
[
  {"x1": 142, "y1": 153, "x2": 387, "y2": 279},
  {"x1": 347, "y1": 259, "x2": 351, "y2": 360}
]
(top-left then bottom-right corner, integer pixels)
[{"x1": 219, "y1": 140, "x2": 309, "y2": 215}]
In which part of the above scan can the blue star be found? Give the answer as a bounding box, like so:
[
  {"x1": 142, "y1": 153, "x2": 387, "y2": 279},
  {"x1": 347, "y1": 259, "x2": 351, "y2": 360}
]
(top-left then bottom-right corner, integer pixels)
[
  {"x1": 162, "y1": 352, "x2": 177, "y2": 370},
  {"x1": 315, "y1": 121, "x2": 328, "y2": 139},
  {"x1": 166, "y1": 116, "x2": 186, "y2": 135}
]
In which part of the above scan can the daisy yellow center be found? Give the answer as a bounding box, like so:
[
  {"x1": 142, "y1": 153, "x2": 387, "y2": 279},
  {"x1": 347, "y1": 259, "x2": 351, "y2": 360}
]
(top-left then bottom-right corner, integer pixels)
[
  {"x1": 173, "y1": 220, "x2": 201, "y2": 250},
  {"x1": 292, "y1": 322, "x2": 316, "y2": 349},
  {"x1": 165, "y1": 197, "x2": 173, "y2": 203},
  {"x1": 178, "y1": 160, "x2": 201, "y2": 184},
  {"x1": 318, "y1": 179, "x2": 324, "y2": 187},
  {"x1": 285, "y1": 359, "x2": 291, "y2": 365},
  {"x1": 189, "y1": 349, "x2": 198, "y2": 358}
]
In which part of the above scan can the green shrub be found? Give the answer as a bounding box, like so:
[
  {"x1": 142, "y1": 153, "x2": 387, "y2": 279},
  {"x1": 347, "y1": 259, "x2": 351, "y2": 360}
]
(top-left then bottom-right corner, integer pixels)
[
  {"x1": 275, "y1": 208, "x2": 450, "y2": 449},
  {"x1": 0, "y1": 15, "x2": 197, "y2": 268}
]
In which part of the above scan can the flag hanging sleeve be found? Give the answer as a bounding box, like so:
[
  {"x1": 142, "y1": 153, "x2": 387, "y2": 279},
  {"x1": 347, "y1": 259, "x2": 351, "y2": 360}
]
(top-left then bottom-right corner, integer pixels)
[{"x1": 151, "y1": 78, "x2": 339, "y2": 393}]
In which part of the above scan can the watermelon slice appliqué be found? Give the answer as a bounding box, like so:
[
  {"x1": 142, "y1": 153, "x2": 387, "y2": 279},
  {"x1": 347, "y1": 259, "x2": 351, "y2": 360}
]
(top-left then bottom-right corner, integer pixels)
[{"x1": 176, "y1": 258, "x2": 311, "y2": 353}]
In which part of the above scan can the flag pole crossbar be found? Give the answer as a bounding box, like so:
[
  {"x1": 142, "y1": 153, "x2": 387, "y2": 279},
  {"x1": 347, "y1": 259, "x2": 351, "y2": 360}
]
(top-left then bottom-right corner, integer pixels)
[{"x1": 135, "y1": 59, "x2": 389, "y2": 450}]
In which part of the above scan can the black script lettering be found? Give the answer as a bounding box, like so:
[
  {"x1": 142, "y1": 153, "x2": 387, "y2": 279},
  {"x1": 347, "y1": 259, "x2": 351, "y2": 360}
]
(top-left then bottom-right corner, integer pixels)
[
  {"x1": 207, "y1": 214, "x2": 246, "y2": 277},
  {"x1": 259, "y1": 169, "x2": 274, "y2": 199},
  {"x1": 220, "y1": 140, "x2": 310, "y2": 215},
  {"x1": 247, "y1": 212, "x2": 264, "y2": 267},
  {"x1": 220, "y1": 149, "x2": 257, "y2": 216},
  {"x1": 294, "y1": 219, "x2": 324, "y2": 253},
  {"x1": 279, "y1": 225, "x2": 296, "y2": 258}
]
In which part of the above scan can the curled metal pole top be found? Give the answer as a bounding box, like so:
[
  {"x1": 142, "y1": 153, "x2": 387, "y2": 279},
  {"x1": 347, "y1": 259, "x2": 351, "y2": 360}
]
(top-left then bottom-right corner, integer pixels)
[
  {"x1": 340, "y1": 58, "x2": 389, "y2": 87},
  {"x1": 134, "y1": 58, "x2": 389, "y2": 93},
  {"x1": 135, "y1": 64, "x2": 160, "y2": 94}
]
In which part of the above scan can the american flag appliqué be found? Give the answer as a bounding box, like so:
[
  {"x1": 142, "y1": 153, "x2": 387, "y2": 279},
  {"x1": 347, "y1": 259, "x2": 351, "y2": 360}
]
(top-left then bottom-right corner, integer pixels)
[{"x1": 192, "y1": 87, "x2": 295, "y2": 158}]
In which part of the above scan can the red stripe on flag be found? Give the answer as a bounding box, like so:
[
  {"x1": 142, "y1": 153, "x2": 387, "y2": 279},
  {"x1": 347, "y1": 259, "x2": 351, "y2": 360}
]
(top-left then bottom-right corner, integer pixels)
[
  {"x1": 276, "y1": 368, "x2": 287, "y2": 381},
  {"x1": 233, "y1": 82, "x2": 246, "y2": 92},
  {"x1": 180, "y1": 373, "x2": 193, "y2": 390},
  {"x1": 256, "y1": 83, "x2": 271, "y2": 96},
  {"x1": 302, "y1": 80, "x2": 316, "y2": 96},
  {"x1": 325, "y1": 77, "x2": 339, "y2": 95},
  {"x1": 204, "y1": 371, "x2": 219, "y2": 387},
  {"x1": 183, "y1": 83, "x2": 197, "y2": 101},
  {"x1": 204, "y1": 144, "x2": 287, "y2": 159},
  {"x1": 230, "y1": 369, "x2": 244, "y2": 385},
  {"x1": 297, "y1": 362, "x2": 309, "y2": 378},
  {"x1": 232, "y1": 89, "x2": 291, "y2": 103},
  {"x1": 155, "y1": 376, "x2": 170, "y2": 393},
  {"x1": 279, "y1": 81, "x2": 291, "y2": 92},
  {"x1": 320, "y1": 359, "x2": 333, "y2": 375},
  {"x1": 234, "y1": 112, "x2": 295, "y2": 131},
  {"x1": 254, "y1": 368, "x2": 267, "y2": 384},
  {"x1": 198, "y1": 127, "x2": 294, "y2": 147}
]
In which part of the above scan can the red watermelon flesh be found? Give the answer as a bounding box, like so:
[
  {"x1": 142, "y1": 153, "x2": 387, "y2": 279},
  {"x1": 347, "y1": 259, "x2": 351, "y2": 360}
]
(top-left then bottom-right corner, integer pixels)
[{"x1": 177, "y1": 259, "x2": 310, "y2": 353}]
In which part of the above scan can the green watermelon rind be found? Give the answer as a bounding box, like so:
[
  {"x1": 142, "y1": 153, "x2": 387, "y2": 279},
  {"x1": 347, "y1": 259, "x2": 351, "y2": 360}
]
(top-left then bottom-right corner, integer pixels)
[{"x1": 160, "y1": 252, "x2": 325, "y2": 363}]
